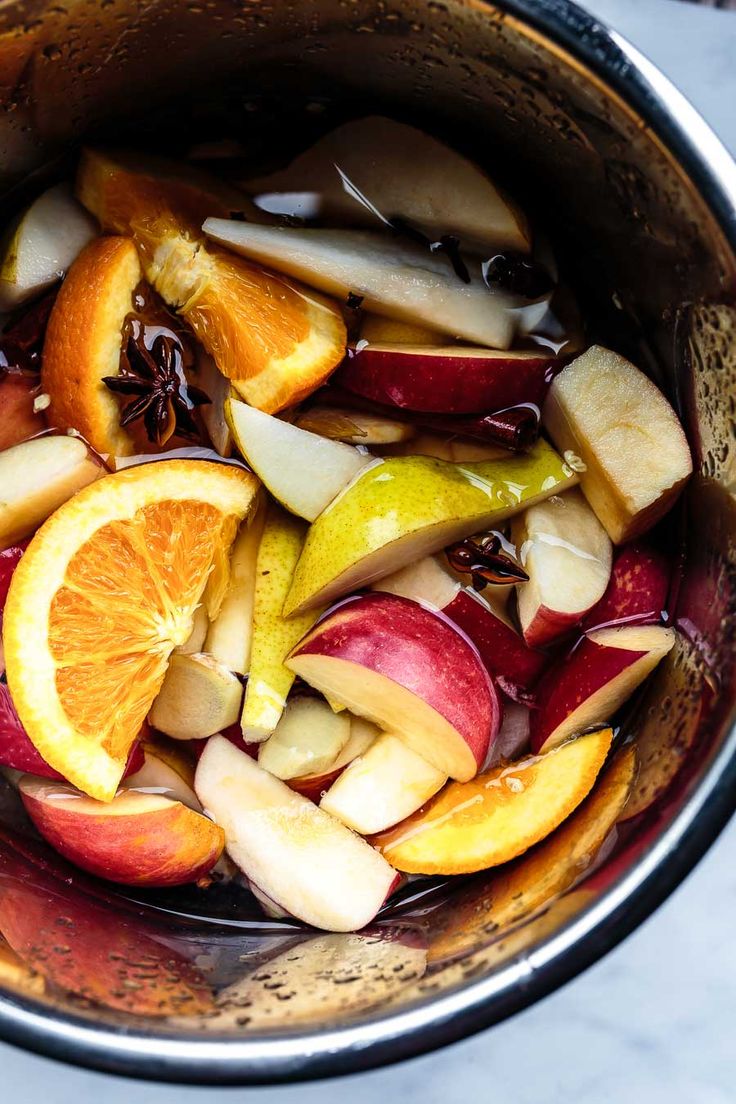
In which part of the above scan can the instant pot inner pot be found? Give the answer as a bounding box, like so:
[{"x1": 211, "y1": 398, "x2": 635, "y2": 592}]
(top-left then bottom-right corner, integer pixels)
[{"x1": 0, "y1": 0, "x2": 734, "y2": 1053}]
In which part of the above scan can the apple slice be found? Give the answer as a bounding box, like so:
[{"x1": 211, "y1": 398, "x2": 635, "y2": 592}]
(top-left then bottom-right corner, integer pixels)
[
  {"x1": 375, "y1": 727, "x2": 613, "y2": 874},
  {"x1": 19, "y1": 776, "x2": 224, "y2": 887},
  {"x1": 284, "y1": 440, "x2": 577, "y2": 615},
  {"x1": 288, "y1": 716, "x2": 380, "y2": 799},
  {"x1": 241, "y1": 504, "x2": 323, "y2": 740},
  {"x1": 0, "y1": 373, "x2": 46, "y2": 451},
  {"x1": 0, "y1": 543, "x2": 26, "y2": 610},
  {"x1": 543, "y1": 345, "x2": 692, "y2": 542},
  {"x1": 0, "y1": 435, "x2": 103, "y2": 550},
  {"x1": 225, "y1": 396, "x2": 370, "y2": 522},
  {"x1": 321, "y1": 731, "x2": 447, "y2": 835},
  {"x1": 360, "y1": 313, "x2": 445, "y2": 345},
  {"x1": 204, "y1": 504, "x2": 265, "y2": 676},
  {"x1": 530, "y1": 624, "x2": 676, "y2": 753},
  {"x1": 195, "y1": 734, "x2": 398, "y2": 932},
  {"x1": 148, "y1": 652, "x2": 243, "y2": 740},
  {"x1": 428, "y1": 744, "x2": 636, "y2": 962},
  {"x1": 193, "y1": 351, "x2": 233, "y2": 457},
  {"x1": 582, "y1": 541, "x2": 670, "y2": 631},
  {"x1": 124, "y1": 738, "x2": 201, "y2": 811},
  {"x1": 336, "y1": 343, "x2": 556, "y2": 414},
  {"x1": 0, "y1": 183, "x2": 97, "y2": 311},
  {"x1": 203, "y1": 222, "x2": 517, "y2": 349},
  {"x1": 295, "y1": 406, "x2": 416, "y2": 445},
  {"x1": 512, "y1": 488, "x2": 612, "y2": 647},
  {"x1": 287, "y1": 593, "x2": 500, "y2": 782},
  {"x1": 373, "y1": 555, "x2": 547, "y2": 700},
  {"x1": 258, "y1": 695, "x2": 351, "y2": 780},
  {"x1": 247, "y1": 116, "x2": 529, "y2": 251}
]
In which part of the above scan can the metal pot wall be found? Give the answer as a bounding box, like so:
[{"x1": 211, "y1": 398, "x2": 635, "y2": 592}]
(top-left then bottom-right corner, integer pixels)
[{"x1": 0, "y1": 0, "x2": 734, "y2": 1084}]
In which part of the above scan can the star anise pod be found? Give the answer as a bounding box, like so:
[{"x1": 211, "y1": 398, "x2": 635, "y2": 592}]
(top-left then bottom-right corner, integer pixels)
[
  {"x1": 103, "y1": 325, "x2": 210, "y2": 447},
  {"x1": 446, "y1": 532, "x2": 529, "y2": 589}
]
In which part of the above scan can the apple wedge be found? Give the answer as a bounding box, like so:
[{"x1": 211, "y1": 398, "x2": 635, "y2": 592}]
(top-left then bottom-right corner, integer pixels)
[
  {"x1": 0, "y1": 435, "x2": 103, "y2": 550},
  {"x1": 195, "y1": 734, "x2": 398, "y2": 932},
  {"x1": 0, "y1": 183, "x2": 97, "y2": 311},
  {"x1": 258, "y1": 695, "x2": 351, "y2": 780},
  {"x1": 0, "y1": 373, "x2": 46, "y2": 451},
  {"x1": 530, "y1": 624, "x2": 676, "y2": 753},
  {"x1": 373, "y1": 555, "x2": 547, "y2": 700},
  {"x1": 124, "y1": 738, "x2": 201, "y2": 811},
  {"x1": 241, "y1": 504, "x2": 323, "y2": 741},
  {"x1": 374, "y1": 727, "x2": 613, "y2": 874},
  {"x1": 19, "y1": 776, "x2": 224, "y2": 887},
  {"x1": 193, "y1": 351, "x2": 233, "y2": 457},
  {"x1": 204, "y1": 504, "x2": 265, "y2": 676},
  {"x1": 284, "y1": 439, "x2": 577, "y2": 615},
  {"x1": 287, "y1": 593, "x2": 500, "y2": 782},
  {"x1": 360, "y1": 313, "x2": 444, "y2": 345},
  {"x1": 582, "y1": 541, "x2": 670, "y2": 631},
  {"x1": 203, "y1": 222, "x2": 517, "y2": 349},
  {"x1": 512, "y1": 488, "x2": 612, "y2": 647},
  {"x1": 246, "y1": 116, "x2": 529, "y2": 251},
  {"x1": 288, "y1": 716, "x2": 379, "y2": 799},
  {"x1": 321, "y1": 732, "x2": 447, "y2": 835},
  {"x1": 225, "y1": 396, "x2": 371, "y2": 522},
  {"x1": 543, "y1": 346, "x2": 692, "y2": 542},
  {"x1": 0, "y1": 544, "x2": 25, "y2": 609},
  {"x1": 336, "y1": 343, "x2": 556, "y2": 414},
  {"x1": 295, "y1": 406, "x2": 416, "y2": 445},
  {"x1": 148, "y1": 652, "x2": 243, "y2": 740}
]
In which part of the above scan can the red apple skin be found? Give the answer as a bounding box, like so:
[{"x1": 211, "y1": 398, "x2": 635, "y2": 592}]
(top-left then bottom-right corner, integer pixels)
[
  {"x1": 444, "y1": 589, "x2": 547, "y2": 701},
  {"x1": 0, "y1": 542, "x2": 27, "y2": 609},
  {"x1": 335, "y1": 345, "x2": 556, "y2": 415},
  {"x1": 0, "y1": 373, "x2": 46, "y2": 451},
  {"x1": 291, "y1": 593, "x2": 499, "y2": 775},
  {"x1": 191, "y1": 724, "x2": 259, "y2": 761},
  {"x1": 582, "y1": 543, "x2": 670, "y2": 632},
  {"x1": 20, "y1": 780, "x2": 224, "y2": 887},
  {"x1": 529, "y1": 638, "x2": 648, "y2": 753},
  {"x1": 0, "y1": 682, "x2": 143, "y2": 779}
]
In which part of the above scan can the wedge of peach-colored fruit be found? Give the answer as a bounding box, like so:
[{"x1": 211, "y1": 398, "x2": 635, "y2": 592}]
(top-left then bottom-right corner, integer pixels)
[
  {"x1": 41, "y1": 235, "x2": 141, "y2": 456},
  {"x1": 428, "y1": 744, "x2": 636, "y2": 963},
  {"x1": 374, "y1": 727, "x2": 613, "y2": 875},
  {"x1": 19, "y1": 775, "x2": 224, "y2": 887},
  {"x1": 76, "y1": 148, "x2": 347, "y2": 414}
]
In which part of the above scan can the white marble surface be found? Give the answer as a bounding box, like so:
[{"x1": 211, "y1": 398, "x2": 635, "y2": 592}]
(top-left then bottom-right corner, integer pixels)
[{"x1": 2, "y1": 1, "x2": 736, "y2": 1099}]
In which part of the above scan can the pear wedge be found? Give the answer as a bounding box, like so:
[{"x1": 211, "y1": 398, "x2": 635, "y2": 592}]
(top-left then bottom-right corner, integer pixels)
[
  {"x1": 241, "y1": 503, "x2": 324, "y2": 740},
  {"x1": 284, "y1": 439, "x2": 577, "y2": 615},
  {"x1": 205, "y1": 502, "x2": 265, "y2": 676},
  {"x1": 203, "y1": 222, "x2": 516, "y2": 349},
  {"x1": 225, "y1": 396, "x2": 371, "y2": 522},
  {"x1": 0, "y1": 184, "x2": 97, "y2": 311}
]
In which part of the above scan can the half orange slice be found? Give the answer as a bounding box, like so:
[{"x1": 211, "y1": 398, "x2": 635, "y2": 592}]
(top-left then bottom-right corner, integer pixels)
[{"x1": 3, "y1": 459, "x2": 258, "y2": 801}]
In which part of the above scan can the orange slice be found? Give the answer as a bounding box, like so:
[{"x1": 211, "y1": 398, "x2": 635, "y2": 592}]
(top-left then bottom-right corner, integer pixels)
[
  {"x1": 76, "y1": 148, "x2": 347, "y2": 414},
  {"x1": 42, "y1": 235, "x2": 141, "y2": 456},
  {"x1": 3, "y1": 459, "x2": 258, "y2": 801}
]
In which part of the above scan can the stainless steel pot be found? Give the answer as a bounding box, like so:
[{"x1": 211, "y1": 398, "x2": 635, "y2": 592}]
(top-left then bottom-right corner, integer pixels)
[{"x1": 0, "y1": 0, "x2": 734, "y2": 1084}]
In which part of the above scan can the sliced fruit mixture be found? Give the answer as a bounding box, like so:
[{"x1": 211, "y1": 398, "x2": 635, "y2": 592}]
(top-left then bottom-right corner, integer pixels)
[{"x1": 0, "y1": 115, "x2": 694, "y2": 936}]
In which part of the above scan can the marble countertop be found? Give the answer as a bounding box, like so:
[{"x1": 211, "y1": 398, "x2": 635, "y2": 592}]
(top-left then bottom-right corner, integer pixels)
[{"x1": 2, "y1": 1, "x2": 736, "y2": 1100}]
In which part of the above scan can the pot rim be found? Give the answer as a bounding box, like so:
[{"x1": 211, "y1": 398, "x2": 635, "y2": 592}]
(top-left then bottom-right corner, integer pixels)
[{"x1": 1, "y1": 0, "x2": 735, "y2": 1084}]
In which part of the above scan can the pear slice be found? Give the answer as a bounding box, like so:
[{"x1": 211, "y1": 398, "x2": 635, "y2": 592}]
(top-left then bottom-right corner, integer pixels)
[
  {"x1": 295, "y1": 406, "x2": 416, "y2": 446},
  {"x1": 225, "y1": 396, "x2": 371, "y2": 522},
  {"x1": 203, "y1": 222, "x2": 517, "y2": 349},
  {"x1": 0, "y1": 184, "x2": 97, "y2": 311},
  {"x1": 194, "y1": 351, "x2": 233, "y2": 458},
  {"x1": 0, "y1": 436, "x2": 103, "y2": 551},
  {"x1": 148, "y1": 653, "x2": 243, "y2": 740},
  {"x1": 241, "y1": 503, "x2": 323, "y2": 741},
  {"x1": 205, "y1": 503, "x2": 265, "y2": 676},
  {"x1": 246, "y1": 116, "x2": 529, "y2": 252},
  {"x1": 258, "y1": 696, "x2": 351, "y2": 780},
  {"x1": 284, "y1": 439, "x2": 577, "y2": 615}
]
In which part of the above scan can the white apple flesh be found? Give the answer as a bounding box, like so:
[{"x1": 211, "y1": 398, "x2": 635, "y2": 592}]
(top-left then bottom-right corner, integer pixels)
[
  {"x1": 203, "y1": 221, "x2": 517, "y2": 349},
  {"x1": 195, "y1": 734, "x2": 398, "y2": 932},
  {"x1": 512, "y1": 488, "x2": 612, "y2": 647},
  {"x1": 287, "y1": 593, "x2": 500, "y2": 782},
  {"x1": 204, "y1": 504, "x2": 265, "y2": 675},
  {"x1": 225, "y1": 396, "x2": 370, "y2": 522},
  {"x1": 321, "y1": 731, "x2": 447, "y2": 835}
]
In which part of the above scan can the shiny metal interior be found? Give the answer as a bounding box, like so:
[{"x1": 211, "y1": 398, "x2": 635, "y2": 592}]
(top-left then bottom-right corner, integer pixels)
[{"x1": 0, "y1": 0, "x2": 735, "y2": 1084}]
